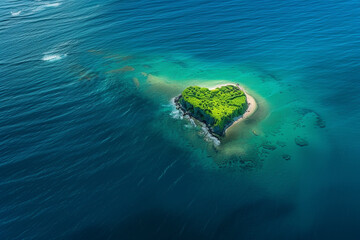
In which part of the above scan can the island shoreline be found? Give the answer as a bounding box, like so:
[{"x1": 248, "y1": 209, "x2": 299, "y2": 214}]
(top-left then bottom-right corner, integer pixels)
[{"x1": 173, "y1": 83, "x2": 258, "y2": 141}]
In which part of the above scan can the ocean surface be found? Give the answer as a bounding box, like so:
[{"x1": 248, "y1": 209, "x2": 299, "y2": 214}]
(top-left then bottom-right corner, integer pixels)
[{"x1": 1, "y1": 0, "x2": 360, "y2": 239}]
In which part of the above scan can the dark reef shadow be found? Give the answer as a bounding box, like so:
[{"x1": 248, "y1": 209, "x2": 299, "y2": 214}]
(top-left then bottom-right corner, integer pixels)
[
  {"x1": 214, "y1": 199, "x2": 294, "y2": 240},
  {"x1": 67, "y1": 209, "x2": 207, "y2": 240},
  {"x1": 67, "y1": 199, "x2": 294, "y2": 240}
]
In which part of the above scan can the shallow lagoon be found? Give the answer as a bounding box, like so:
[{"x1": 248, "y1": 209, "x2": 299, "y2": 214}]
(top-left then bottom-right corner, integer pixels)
[{"x1": 97, "y1": 51, "x2": 329, "y2": 169}]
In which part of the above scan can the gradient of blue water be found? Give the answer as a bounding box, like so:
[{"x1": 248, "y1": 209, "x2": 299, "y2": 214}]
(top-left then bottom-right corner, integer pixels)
[{"x1": 1, "y1": 0, "x2": 360, "y2": 239}]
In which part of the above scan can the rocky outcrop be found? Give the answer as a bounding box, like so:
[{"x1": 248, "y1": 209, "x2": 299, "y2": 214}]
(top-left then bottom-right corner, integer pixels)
[{"x1": 295, "y1": 136, "x2": 308, "y2": 147}]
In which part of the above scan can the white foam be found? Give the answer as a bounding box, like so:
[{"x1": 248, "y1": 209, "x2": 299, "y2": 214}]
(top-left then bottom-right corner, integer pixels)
[
  {"x1": 42, "y1": 54, "x2": 66, "y2": 62},
  {"x1": 10, "y1": 11, "x2": 22, "y2": 16},
  {"x1": 188, "y1": 118, "x2": 196, "y2": 127},
  {"x1": 201, "y1": 126, "x2": 220, "y2": 146},
  {"x1": 169, "y1": 98, "x2": 183, "y2": 119},
  {"x1": 170, "y1": 108, "x2": 183, "y2": 119},
  {"x1": 45, "y1": 3, "x2": 61, "y2": 7},
  {"x1": 33, "y1": 2, "x2": 61, "y2": 12}
]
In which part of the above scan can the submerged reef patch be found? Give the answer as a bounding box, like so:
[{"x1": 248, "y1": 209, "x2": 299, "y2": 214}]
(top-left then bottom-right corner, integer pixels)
[{"x1": 295, "y1": 136, "x2": 308, "y2": 147}]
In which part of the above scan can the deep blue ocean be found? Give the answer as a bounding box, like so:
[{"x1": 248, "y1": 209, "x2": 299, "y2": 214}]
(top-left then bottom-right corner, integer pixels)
[{"x1": 1, "y1": 0, "x2": 360, "y2": 239}]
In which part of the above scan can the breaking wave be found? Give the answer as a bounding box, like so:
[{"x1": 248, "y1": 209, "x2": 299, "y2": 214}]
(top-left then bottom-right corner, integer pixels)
[
  {"x1": 42, "y1": 54, "x2": 67, "y2": 62},
  {"x1": 10, "y1": 11, "x2": 22, "y2": 16},
  {"x1": 33, "y1": 2, "x2": 62, "y2": 12}
]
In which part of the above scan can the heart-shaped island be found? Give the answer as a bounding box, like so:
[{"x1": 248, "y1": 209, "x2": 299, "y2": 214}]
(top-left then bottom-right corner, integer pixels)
[{"x1": 174, "y1": 84, "x2": 254, "y2": 137}]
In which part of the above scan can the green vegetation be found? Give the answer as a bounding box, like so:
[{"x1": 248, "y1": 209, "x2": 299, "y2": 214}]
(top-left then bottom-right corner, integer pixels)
[{"x1": 178, "y1": 85, "x2": 248, "y2": 135}]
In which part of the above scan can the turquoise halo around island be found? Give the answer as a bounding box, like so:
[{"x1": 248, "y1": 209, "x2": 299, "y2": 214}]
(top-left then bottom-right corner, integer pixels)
[{"x1": 83, "y1": 50, "x2": 329, "y2": 171}]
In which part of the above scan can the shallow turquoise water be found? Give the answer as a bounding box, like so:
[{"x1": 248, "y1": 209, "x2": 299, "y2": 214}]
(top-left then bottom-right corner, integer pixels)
[{"x1": 1, "y1": 0, "x2": 360, "y2": 239}]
